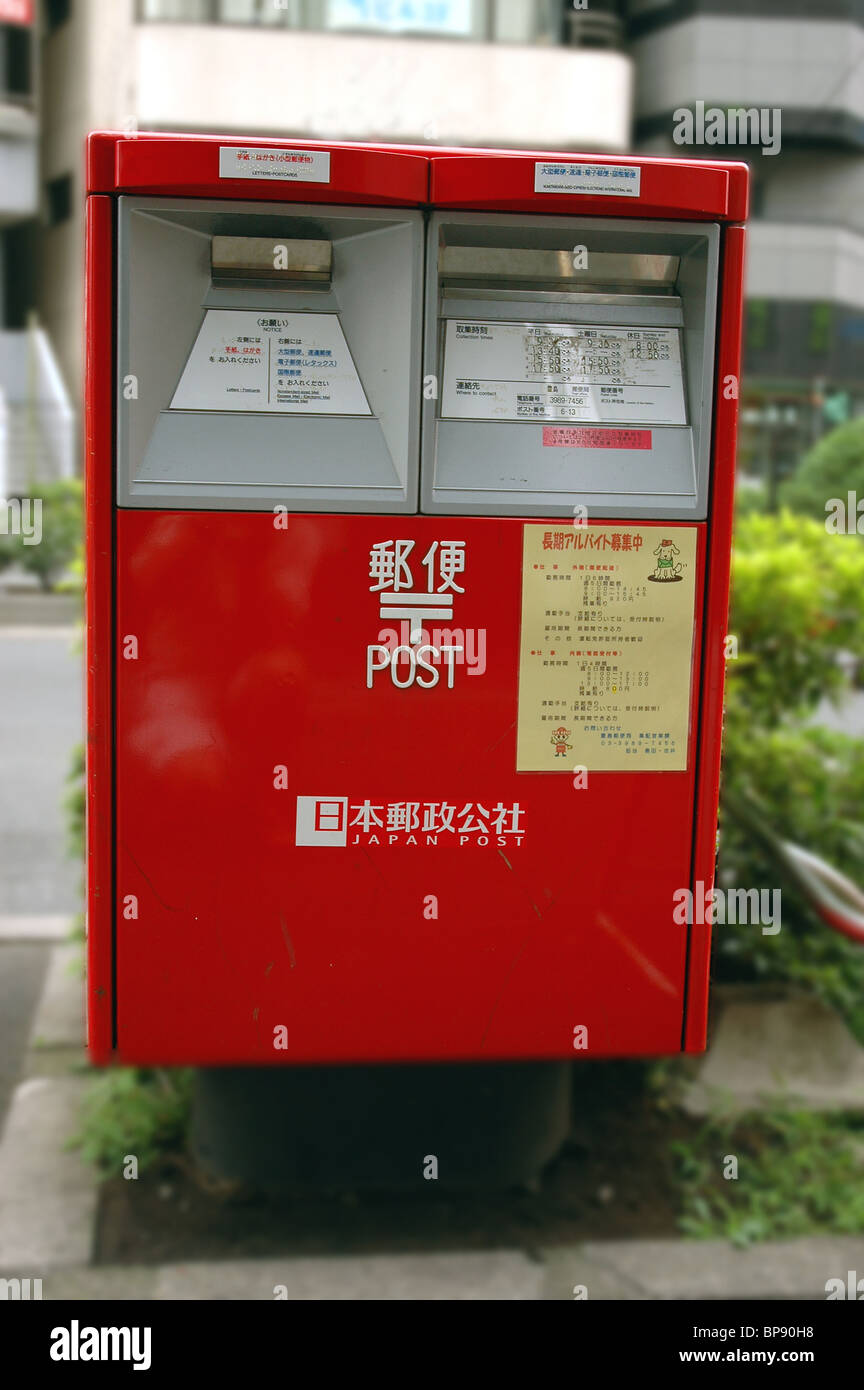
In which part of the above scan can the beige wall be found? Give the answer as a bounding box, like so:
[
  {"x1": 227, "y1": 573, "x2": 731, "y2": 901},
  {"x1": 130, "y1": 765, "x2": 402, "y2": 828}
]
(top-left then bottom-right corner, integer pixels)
[
  {"x1": 633, "y1": 16, "x2": 864, "y2": 125},
  {"x1": 136, "y1": 24, "x2": 631, "y2": 149}
]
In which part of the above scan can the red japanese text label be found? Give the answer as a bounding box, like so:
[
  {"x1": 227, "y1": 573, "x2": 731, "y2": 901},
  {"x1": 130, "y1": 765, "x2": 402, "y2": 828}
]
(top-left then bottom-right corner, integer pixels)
[{"x1": 542, "y1": 427, "x2": 652, "y2": 450}]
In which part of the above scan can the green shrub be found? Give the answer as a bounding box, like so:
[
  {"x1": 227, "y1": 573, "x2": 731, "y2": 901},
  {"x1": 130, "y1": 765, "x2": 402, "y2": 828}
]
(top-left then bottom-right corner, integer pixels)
[
  {"x1": 727, "y1": 511, "x2": 864, "y2": 725},
  {"x1": 717, "y1": 512, "x2": 864, "y2": 1036},
  {"x1": 64, "y1": 742, "x2": 85, "y2": 864},
  {"x1": 0, "y1": 531, "x2": 17, "y2": 572},
  {"x1": 717, "y1": 725, "x2": 864, "y2": 1040},
  {"x1": 72, "y1": 1069, "x2": 193, "y2": 1176},
  {"x1": 734, "y1": 480, "x2": 769, "y2": 519},
  {"x1": 780, "y1": 417, "x2": 864, "y2": 521},
  {"x1": 11, "y1": 479, "x2": 83, "y2": 591}
]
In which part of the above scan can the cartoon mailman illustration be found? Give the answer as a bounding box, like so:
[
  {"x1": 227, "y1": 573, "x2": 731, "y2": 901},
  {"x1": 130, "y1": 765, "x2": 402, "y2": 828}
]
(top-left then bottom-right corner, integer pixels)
[
  {"x1": 551, "y1": 726, "x2": 573, "y2": 757},
  {"x1": 649, "y1": 538, "x2": 684, "y2": 582}
]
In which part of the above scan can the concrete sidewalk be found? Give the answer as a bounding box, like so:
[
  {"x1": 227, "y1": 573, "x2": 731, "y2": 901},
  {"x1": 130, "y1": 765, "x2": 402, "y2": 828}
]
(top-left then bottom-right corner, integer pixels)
[{"x1": 0, "y1": 938, "x2": 861, "y2": 1302}]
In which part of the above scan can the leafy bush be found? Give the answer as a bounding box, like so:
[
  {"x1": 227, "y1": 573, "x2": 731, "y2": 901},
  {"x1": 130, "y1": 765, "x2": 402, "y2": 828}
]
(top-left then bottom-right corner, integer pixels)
[
  {"x1": 727, "y1": 511, "x2": 864, "y2": 725},
  {"x1": 65, "y1": 742, "x2": 85, "y2": 864},
  {"x1": 0, "y1": 531, "x2": 17, "y2": 572},
  {"x1": 717, "y1": 512, "x2": 864, "y2": 1036},
  {"x1": 56, "y1": 541, "x2": 84, "y2": 606},
  {"x1": 780, "y1": 417, "x2": 864, "y2": 520},
  {"x1": 717, "y1": 725, "x2": 864, "y2": 1040},
  {"x1": 734, "y1": 480, "x2": 769, "y2": 519},
  {"x1": 9, "y1": 479, "x2": 83, "y2": 591}
]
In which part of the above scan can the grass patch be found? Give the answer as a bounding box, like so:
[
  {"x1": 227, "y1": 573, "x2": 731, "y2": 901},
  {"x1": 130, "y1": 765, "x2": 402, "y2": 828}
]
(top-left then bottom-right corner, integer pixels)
[
  {"x1": 72, "y1": 1069, "x2": 193, "y2": 1177},
  {"x1": 671, "y1": 1107, "x2": 864, "y2": 1246}
]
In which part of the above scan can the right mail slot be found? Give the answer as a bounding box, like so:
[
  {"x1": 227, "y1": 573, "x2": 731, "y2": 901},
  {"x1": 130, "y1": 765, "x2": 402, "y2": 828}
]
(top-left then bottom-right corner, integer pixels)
[{"x1": 421, "y1": 212, "x2": 720, "y2": 520}]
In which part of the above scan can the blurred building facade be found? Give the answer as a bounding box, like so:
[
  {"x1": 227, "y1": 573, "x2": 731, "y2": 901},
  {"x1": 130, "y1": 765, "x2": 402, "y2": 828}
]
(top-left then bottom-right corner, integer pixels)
[
  {"x1": 32, "y1": 0, "x2": 633, "y2": 420},
  {"x1": 628, "y1": 0, "x2": 864, "y2": 496},
  {"x1": 0, "y1": 0, "x2": 72, "y2": 497},
  {"x1": 12, "y1": 0, "x2": 864, "y2": 498}
]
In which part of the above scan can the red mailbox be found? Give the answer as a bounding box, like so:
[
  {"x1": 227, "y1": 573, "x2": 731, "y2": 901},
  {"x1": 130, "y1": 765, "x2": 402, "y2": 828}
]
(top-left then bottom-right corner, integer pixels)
[{"x1": 85, "y1": 134, "x2": 746, "y2": 1067}]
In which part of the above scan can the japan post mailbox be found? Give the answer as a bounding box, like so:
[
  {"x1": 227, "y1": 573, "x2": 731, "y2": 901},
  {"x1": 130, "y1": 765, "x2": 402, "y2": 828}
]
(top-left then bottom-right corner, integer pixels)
[{"x1": 85, "y1": 135, "x2": 746, "y2": 1066}]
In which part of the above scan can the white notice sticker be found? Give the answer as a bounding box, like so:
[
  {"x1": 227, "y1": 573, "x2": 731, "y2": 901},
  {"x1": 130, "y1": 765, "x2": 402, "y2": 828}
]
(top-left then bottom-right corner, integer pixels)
[
  {"x1": 170, "y1": 310, "x2": 371, "y2": 415},
  {"x1": 441, "y1": 320, "x2": 686, "y2": 426},
  {"x1": 219, "y1": 146, "x2": 331, "y2": 183},
  {"x1": 534, "y1": 162, "x2": 641, "y2": 197}
]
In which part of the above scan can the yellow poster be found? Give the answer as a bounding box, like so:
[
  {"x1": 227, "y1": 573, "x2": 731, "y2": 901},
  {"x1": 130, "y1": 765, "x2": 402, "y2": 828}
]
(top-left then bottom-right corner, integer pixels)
[{"x1": 517, "y1": 524, "x2": 698, "y2": 772}]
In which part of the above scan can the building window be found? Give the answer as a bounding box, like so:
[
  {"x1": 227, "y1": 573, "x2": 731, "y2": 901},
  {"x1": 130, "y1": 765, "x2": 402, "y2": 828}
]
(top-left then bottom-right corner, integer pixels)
[
  {"x1": 138, "y1": 0, "x2": 210, "y2": 18},
  {"x1": 323, "y1": 0, "x2": 479, "y2": 38},
  {"x1": 1, "y1": 22, "x2": 33, "y2": 100},
  {"x1": 46, "y1": 174, "x2": 73, "y2": 226},
  {"x1": 749, "y1": 177, "x2": 765, "y2": 219},
  {"x1": 135, "y1": 0, "x2": 566, "y2": 45},
  {"x1": 565, "y1": 0, "x2": 623, "y2": 50},
  {"x1": 808, "y1": 304, "x2": 833, "y2": 356},
  {"x1": 45, "y1": 0, "x2": 73, "y2": 31},
  {"x1": 746, "y1": 300, "x2": 775, "y2": 355}
]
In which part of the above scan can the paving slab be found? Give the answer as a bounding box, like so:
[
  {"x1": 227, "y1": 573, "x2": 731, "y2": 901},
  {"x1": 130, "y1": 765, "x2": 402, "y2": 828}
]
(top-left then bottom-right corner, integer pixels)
[
  {"x1": 0, "y1": 916, "x2": 73, "y2": 943},
  {"x1": 685, "y1": 995, "x2": 864, "y2": 1115},
  {"x1": 156, "y1": 1251, "x2": 545, "y2": 1300},
  {"x1": 0, "y1": 1077, "x2": 96, "y2": 1270},
  {"x1": 0, "y1": 593, "x2": 79, "y2": 625},
  {"x1": 540, "y1": 1245, "x2": 652, "y2": 1300},
  {"x1": 28, "y1": 943, "x2": 84, "y2": 1051},
  {"x1": 31, "y1": 1266, "x2": 159, "y2": 1301},
  {"x1": 556, "y1": 1237, "x2": 864, "y2": 1301}
]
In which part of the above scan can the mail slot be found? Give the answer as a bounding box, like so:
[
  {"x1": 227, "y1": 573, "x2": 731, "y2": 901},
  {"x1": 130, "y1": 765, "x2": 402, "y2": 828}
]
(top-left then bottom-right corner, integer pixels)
[
  {"x1": 116, "y1": 192, "x2": 424, "y2": 512},
  {"x1": 422, "y1": 212, "x2": 719, "y2": 518}
]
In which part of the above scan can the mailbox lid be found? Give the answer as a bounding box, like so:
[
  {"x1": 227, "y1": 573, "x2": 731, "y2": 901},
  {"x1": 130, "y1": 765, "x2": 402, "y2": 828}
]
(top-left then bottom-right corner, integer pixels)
[
  {"x1": 429, "y1": 151, "x2": 748, "y2": 222},
  {"x1": 87, "y1": 131, "x2": 429, "y2": 207}
]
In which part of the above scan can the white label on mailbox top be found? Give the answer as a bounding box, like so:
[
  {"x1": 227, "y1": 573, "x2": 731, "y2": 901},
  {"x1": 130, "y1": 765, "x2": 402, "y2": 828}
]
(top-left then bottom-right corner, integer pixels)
[
  {"x1": 534, "y1": 162, "x2": 641, "y2": 197},
  {"x1": 440, "y1": 320, "x2": 686, "y2": 426},
  {"x1": 219, "y1": 146, "x2": 331, "y2": 182},
  {"x1": 170, "y1": 310, "x2": 371, "y2": 415}
]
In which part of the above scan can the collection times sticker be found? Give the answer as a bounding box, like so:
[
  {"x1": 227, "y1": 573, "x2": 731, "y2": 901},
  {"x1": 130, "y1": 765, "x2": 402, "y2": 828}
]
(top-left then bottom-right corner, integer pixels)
[
  {"x1": 516, "y1": 524, "x2": 698, "y2": 772},
  {"x1": 441, "y1": 320, "x2": 687, "y2": 426}
]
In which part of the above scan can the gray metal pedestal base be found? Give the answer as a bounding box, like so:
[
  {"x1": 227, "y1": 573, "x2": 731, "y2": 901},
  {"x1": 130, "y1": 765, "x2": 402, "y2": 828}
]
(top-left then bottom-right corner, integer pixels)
[{"x1": 191, "y1": 1062, "x2": 572, "y2": 1193}]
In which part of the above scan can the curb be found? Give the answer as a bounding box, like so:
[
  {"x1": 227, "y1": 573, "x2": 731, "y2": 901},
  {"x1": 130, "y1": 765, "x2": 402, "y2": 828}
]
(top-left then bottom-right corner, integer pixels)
[
  {"x1": 0, "y1": 594, "x2": 80, "y2": 627},
  {"x1": 0, "y1": 1077, "x2": 96, "y2": 1271},
  {"x1": 0, "y1": 941, "x2": 94, "y2": 1273},
  {"x1": 0, "y1": 917, "x2": 74, "y2": 944}
]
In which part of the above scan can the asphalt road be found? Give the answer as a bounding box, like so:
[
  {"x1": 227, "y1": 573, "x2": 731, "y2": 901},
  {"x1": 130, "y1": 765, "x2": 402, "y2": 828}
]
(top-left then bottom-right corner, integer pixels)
[
  {"x1": 0, "y1": 623, "x2": 81, "y2": 1130},
  {"x1": 0, "y1": 626, "x2": 82, "y2": 916}
]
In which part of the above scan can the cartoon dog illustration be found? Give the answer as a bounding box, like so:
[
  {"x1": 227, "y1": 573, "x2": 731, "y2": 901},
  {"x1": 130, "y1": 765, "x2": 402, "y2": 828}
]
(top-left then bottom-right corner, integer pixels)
[{"x1": 650, "y1": 538, "x2": 684, "y2": 582}]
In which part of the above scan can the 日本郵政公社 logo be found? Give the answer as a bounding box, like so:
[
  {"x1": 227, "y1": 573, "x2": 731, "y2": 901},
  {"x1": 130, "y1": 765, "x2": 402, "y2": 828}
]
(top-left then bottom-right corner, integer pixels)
[
  {"x1": 295, "y1": 796, "x2": 349, "y2": 847},
  {"x1": 295, "y1": 795, "x2": 526, "y2": 848}
]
